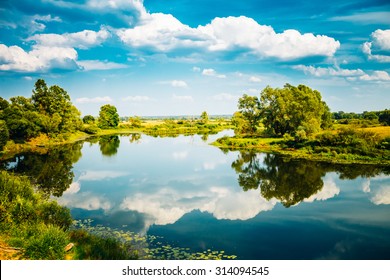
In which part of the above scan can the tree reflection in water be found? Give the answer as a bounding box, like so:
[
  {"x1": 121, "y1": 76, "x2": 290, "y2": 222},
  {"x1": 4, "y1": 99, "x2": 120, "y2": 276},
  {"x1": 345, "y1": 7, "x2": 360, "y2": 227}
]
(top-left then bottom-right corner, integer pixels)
[
  {"x1": 2, "y1": 142, "x2": 83, "y2": 197},
  {"x1": 99, "y1": 135, "x2": 120, "y2": 156},
  {"x1": 231, "y1": 151, "x2": 390, "y2": 207}
]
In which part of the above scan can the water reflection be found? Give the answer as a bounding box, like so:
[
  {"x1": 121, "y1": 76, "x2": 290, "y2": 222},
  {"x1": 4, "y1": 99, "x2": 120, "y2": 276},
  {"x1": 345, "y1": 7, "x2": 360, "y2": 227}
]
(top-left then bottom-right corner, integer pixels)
[
  {"x1": 1, "y1": 132, "x2": 389, "y2": 259},
  {"x1": 232, "y1": 150, "x2": 390, "y2": 207},
  {"x1": 99, "y1": 135, "x2": 120, "y2": 156},
  {"x1": 1, "y1": 143, "x2": 82, "y2": 197}
]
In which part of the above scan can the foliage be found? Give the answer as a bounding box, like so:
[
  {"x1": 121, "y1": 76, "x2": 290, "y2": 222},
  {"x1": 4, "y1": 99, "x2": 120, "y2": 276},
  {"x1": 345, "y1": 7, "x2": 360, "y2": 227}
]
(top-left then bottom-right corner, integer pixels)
[
  {"x1": 128, "y1": 116, "x2": 142, "y2": 128},
  {"x1": 379, "y1": 110, "x2": 390, "y2": 125},
  {"x1": 259, "y1": 84, "x2": 331, "y2": 139},
  {"x1": 200, "y1": 111, "x2": 209, "y2": 124},
  {"x1": 0, "y1": 79, "x2": 82, "y2": 142},
  {"x1": 69, "y1": 229, "x2": 137, "y2": 260},
  {"x1": 82, "y1": 115, "x2": 95, "y2": 124},
  {"x1": 0, "y1": 171, "x2": 72, "y2": 259},
  {"x1": 2, "y1": 143, "x2": 82, "y2": 197},
  {"x1": 71, "y1": 220, "x2": 236, "y2": 260},
  {"x1": 98, "y1": 104, "x2": 119, "y2": 129},
  {"x1": 81, "y1": 124, "x2": 100, "y2": 134},
  {"x1": 237, "y1": 94, "x2": 261, "y2": 135},
  {"x1": 0, "y1": 120, "x2": 9, "y2": 150}
]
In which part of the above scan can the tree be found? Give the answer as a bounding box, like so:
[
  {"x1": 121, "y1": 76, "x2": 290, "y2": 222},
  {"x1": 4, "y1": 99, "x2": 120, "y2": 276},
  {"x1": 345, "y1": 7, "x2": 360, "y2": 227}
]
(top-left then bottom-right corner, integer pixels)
[
  {"x1": 98, "y1": 104, "x2": 119, "y2": 129},
  {"x1": 128, "y1": 116, "x2": 142, "y2": 128},
  {"x1": 200, "y1": 111, "x2": 209, "y2": 124},
  {"x1": 237, "y1": 94, "x2": 261, "y2": 135},
  {"x1": 31, "y1": 79, "x2": 82, "y2": 134},
  {"x1": 379, "y1": 109, "x2": 390, "y2": 125},
  {"x1": 83, "y1": 115, "x2": 95, "y2": 124},
  {"x1": 259, "y1": 84, "x2": 331, "y2": 139},
  {"x1": 0, "y1": 120, "x2": 9, "y2": 150}
]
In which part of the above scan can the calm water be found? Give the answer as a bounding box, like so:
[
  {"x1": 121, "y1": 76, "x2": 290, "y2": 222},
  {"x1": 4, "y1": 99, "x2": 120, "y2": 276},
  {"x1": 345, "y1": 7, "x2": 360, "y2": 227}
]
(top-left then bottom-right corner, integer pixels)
[{"x1": 2, "y1": 131, "x2": 390, "y2": 259}]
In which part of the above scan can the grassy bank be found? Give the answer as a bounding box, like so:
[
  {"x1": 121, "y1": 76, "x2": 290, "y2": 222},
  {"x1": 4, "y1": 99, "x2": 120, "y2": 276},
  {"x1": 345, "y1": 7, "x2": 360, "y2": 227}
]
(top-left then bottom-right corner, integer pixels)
[
  {"x1": 0, "y1": 171, "x2": 138, "y2": 260},
  {"x1": 213, "y1": 126, "x2": 390, "y2": 166}
]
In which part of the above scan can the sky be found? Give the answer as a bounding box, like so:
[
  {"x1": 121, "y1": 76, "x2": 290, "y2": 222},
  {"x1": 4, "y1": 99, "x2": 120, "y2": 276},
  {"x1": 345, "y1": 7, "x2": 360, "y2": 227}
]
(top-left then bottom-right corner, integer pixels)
[{"x1": 0, "y1": 0, "x2": 389, "y2": 117}]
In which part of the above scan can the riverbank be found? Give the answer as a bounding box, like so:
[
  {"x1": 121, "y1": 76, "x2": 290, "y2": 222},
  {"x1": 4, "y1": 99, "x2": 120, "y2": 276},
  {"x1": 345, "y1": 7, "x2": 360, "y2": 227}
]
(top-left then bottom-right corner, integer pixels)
[
  {"x1": 212, "y1": 126, "x2": 390, "y2": 166},
  {"x1": 0, "y1": 120, "x2": 231, "y2": 161}
]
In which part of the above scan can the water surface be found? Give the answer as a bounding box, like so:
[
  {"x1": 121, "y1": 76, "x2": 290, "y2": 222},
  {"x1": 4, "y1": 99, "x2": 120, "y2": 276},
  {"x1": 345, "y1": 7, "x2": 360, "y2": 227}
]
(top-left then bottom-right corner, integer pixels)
[{"x1": 2, "y1": 131, "x2": 390, "y2": 259}]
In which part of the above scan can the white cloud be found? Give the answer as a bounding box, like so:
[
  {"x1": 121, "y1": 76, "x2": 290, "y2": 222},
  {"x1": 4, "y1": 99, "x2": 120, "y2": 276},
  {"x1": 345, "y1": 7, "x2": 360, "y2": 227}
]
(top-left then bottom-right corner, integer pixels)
[
  {"x1": 360, "y1": 71, "x2": 390, "y2": 81},
  {"x1": 192, "y1": 66, "x2": 201, "y2": 72},
  {"x1": 362, "y1": 179, "x2": 371, "y2": 193},
  {"x1": 362, "y1": 29, "x2": 390, "y2": 62},
  {"x1": 117, "y1": 14, "x2": 339, "y2": 60},
  {"x1": 371, "y1": 186, "x2": 390, "y2": 205},
  {"x1": 75, "y1": 96, "x2": 113, "y2": 104},
  {"x1": 172, "y1": 94, "x2": 194, "y2": 102},
  {"x1": 212, "y1": 93, "x2": 240, "y2": 101},
  {"x1": 28, "y1": 28, "x2": 110, "y2": 49},
  {"x1": 122, "y1": 95, "x2": 153, "y2": 102},
  {"x1": 202, "y1": 68, "x2": 226, "y2": 78},
  {"x1": 249, "y1": 76, "x2": 262, "y2": 83},
  {"x1": 0, "y1": 44, "x2": 78, "y2": 72},
  {"x1": 294, "y1": 65, "x2": 365, "y2": 77},
  {"x1": 171, "y1": 80, "x2": 188, "y2": 88},
  {"x1": 58, "y1": 192, "x2": 112, "y2": 211},
  {"x1": 304, "y1": 178, "x2": 340, "y2": 202},
  {"x1": 78, "y1": 60, "x2": 128, "y2": 70}
]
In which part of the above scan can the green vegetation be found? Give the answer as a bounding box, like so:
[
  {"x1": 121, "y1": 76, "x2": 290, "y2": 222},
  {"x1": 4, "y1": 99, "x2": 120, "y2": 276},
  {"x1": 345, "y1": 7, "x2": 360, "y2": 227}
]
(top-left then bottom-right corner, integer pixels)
[
  {"x1": 98, "y1": 104, "x2": 120, "y2": 129},
  {"x1": 214, "y1": 84, "x2": 389, "y2": 165}
]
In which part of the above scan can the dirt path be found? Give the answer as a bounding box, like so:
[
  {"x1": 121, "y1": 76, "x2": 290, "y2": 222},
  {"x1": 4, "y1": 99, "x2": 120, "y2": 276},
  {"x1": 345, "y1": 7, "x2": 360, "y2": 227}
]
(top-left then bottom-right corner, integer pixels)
[{"x1": 0, "y1": 239, "x2": 22, "y2": 260}]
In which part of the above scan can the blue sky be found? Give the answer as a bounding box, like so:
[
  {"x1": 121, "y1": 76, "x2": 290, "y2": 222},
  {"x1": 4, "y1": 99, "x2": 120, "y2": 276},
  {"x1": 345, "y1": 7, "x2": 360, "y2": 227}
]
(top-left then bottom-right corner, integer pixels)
[{"x1": 0, "y1": 0, "x2": 389, "y2": 116}]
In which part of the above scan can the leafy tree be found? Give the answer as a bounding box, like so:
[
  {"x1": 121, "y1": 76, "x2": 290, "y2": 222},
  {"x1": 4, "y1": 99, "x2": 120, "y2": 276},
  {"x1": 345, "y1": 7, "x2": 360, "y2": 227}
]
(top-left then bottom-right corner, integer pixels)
[
  {"x1": 31, "y1": 79, "x2": 82, "y2": 134},
  {"x1": 200, "y1": 111, "x2": 209, "y2": 124},
  {"x1": 237, "y1": 94, "x2": 261, "y2": 135},
  {"x1": 2, "y1": 97, "x2": 42, "y2": 140},
  {"x1": 259, "y1": 84, "x2": 331, "y2": 139},
  {"x1": 98, "y1": 104, "x2": 119, "y2": 129},
  {"x1": 83, "y1": 115, "x2": 95, "y2": 124},
  {"x1": 0, "y1": 97, "x2": 9, "y2": 112},
  {"x1": 0, "y1": 120, "x2": 9, "y2": 150}
]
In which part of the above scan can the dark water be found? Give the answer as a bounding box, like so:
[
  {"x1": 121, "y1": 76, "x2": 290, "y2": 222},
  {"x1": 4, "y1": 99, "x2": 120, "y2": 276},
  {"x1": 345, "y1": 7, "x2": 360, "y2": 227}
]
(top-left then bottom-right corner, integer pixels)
[{"x1": 2, "y1": 131, "x2": 390, "y2": 259}]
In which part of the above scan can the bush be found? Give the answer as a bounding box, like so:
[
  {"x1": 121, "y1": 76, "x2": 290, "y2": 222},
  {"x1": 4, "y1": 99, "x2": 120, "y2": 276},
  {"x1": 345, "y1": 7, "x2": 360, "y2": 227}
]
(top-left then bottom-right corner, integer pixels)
[
  {"x1": 82, "y1": 124, "x2": 100, "y2": 134},
  {"x1": 23, "y1": 225, "x2": 69, "y2": 260}
]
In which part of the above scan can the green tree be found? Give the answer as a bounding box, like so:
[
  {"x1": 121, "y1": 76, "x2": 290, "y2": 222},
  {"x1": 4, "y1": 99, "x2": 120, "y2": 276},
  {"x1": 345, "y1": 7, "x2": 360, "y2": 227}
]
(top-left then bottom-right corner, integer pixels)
[
  {"x1": 83, "y1": 115, "x2": 95, "y2": 124},
  {"x1": 200, "y1": 111, "x2": 209, "y2": 124},
  {"x1": 98, "y1": 104, "x2": 119, "y2": 129},
  {"x1": 259, "y1": 84, "x2": 331, "y2": 139},
  {"x1": 0, "y1": 120, "x2": 9, "y2": 150},
  {"x1": 379, "y1": 109, "x2": 390, "y2": 125},
  {"x1": 31, "y1": 79, "x2": 82, "y2": 134},
  {"x1": 2, "y1": 96, "x2": 41, "y2": 140},
  {"x1": 237, "y1": 94, "x2": 261, "y2": 135}
]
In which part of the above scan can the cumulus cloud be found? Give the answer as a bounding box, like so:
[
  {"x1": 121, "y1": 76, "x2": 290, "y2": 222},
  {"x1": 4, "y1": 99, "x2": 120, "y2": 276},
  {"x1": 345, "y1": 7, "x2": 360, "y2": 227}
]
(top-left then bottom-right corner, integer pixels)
[
  {"x1": 0, "y1": 44, "x2": 79, "y2": 72},
  {"x1": 359, "y1": 71, "x2": 390, "y2": 81},
  {"x1": 362, "y1": 29, "x2": 390, "y2": 62},
  {"x1": 202, "y1": 68, "x2": 226, "y2": 78},
  {"x1": 27, "y1": 28, "x2": 110, "y2": 49},
  {"x1": 58, "y1": 192, "x2": 112, "y2": 211},
  {"x1": 370, "y1": 186, "x2": 390, "y2": 205},
  {"x1": 75, "y1": 96, "x2": 113, "y2": 104},
  {"x1": 117, "y1": 15, "x2": 340, "y2": 60}
]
